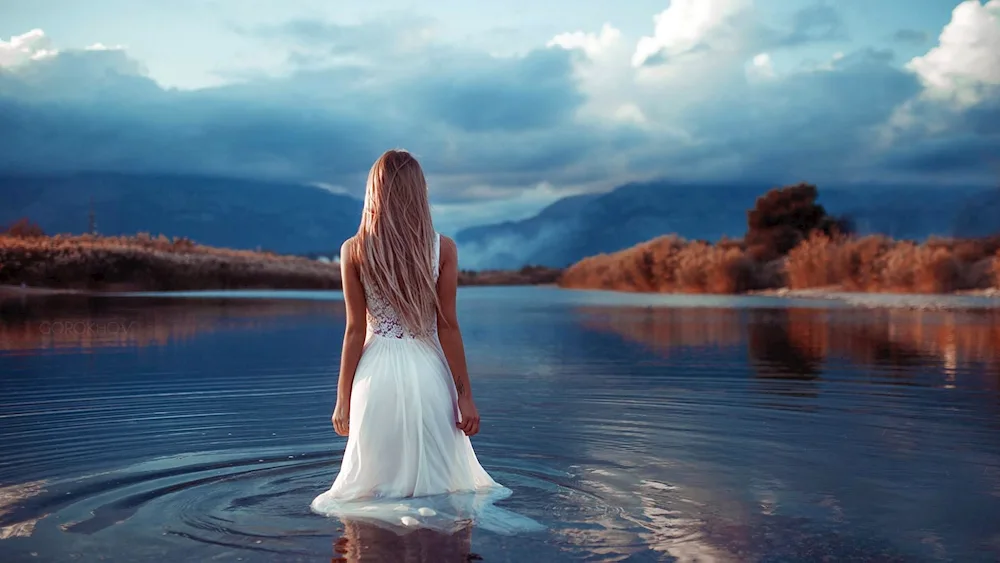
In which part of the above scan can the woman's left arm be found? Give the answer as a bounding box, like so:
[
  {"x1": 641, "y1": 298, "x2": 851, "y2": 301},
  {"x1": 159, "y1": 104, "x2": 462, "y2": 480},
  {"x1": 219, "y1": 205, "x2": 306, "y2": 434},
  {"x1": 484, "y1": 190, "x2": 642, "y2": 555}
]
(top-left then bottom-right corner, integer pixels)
[{"x1": 332, "y1": 238, "x2": 367, "y2": 436}]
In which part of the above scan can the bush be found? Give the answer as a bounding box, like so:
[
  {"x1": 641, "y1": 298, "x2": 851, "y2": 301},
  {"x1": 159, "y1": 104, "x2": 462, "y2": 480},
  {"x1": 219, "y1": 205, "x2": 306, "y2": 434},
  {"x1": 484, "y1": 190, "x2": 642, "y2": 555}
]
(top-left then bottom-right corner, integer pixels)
[
  {"x1": 2, "y1": 218, "x2": 45, "y2": 238},
  {"x1": 745, "y1": 183, "x2": 851, "y2": 261},
  {"x1": 785, "y1": 234, "x2": 999, "y2": 293},
  {"x1": 559, "y1": 236, "x2": 761, "y2": 294},
  {"x1": 562, "y1": 232, "x2": 1000, "y2": 295}
]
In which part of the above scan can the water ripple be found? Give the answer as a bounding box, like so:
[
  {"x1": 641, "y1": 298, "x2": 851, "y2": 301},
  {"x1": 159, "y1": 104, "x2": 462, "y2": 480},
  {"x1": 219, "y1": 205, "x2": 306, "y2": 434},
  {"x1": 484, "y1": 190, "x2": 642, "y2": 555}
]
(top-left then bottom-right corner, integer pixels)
[{"x1": 1, "y1": 291, "x2": 999, "y2": 561}]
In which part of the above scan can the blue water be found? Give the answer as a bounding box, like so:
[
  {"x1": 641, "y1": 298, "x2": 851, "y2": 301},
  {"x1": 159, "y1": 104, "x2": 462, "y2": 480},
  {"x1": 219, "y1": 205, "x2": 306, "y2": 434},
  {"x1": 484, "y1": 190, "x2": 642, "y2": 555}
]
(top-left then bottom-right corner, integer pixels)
[{"x1": 1, "y1": 287, "x2": 999, "y2": 562}]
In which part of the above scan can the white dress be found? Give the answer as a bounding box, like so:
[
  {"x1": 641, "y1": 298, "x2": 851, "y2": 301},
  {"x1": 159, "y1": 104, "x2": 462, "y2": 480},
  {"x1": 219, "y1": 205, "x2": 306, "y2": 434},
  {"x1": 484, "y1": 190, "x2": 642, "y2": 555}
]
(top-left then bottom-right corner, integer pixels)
[{"x1": 311, "y1": 234, "x2": 540, "y2": 535}]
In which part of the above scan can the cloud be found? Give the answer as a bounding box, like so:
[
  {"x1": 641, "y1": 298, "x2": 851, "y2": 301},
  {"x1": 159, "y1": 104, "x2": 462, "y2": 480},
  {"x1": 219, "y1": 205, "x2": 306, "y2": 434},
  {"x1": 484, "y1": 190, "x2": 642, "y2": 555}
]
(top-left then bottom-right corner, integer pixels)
[
  {"x1": 632, "y1": 0, "x2": 752, "y2": 68},
  {"x1": 406, "y1": 48, "x2": 583, "y2": 133},
  {"x1": 549, "y1": 23, "x2": 622, "y2": 59},
  {"x1": 630, "y1": 1, "x2": 847, "y2": 69},
  {"x1": 1, "y1": 1, "x2": 998, "y2": 232},
  {"x1": 245, "y1": 16, "x2": 440, "y2": 69},
  {"x1": 875, "y1": 1, "x2": 1000, "y2": 182},
  {"x1": 892, "y1": 29, "x2": 930, "y2": 45},
  {"x1": 0, "y1": 29, "x2": 58, "y2": 67},
  {"x1": 0, "y1": 27, "x2": 616, "y2": 205},
  {"x1": 746, "y1": 52, "x2": 776, "y2": 80},
  {"x1": 905, "y1": 0, "x2": 1000, "y2": 107},
  {"x1": 780, "y1": 4, "x2": 848, "y2": 46},
  {"x1": 432, "y1": 181, "x2": 571, "y2": 236}
]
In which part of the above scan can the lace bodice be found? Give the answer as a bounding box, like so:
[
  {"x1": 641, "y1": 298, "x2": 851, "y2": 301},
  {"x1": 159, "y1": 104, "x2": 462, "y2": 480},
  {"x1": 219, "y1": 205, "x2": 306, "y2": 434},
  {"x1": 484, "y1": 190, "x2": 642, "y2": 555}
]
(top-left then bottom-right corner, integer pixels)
[{"x1": 364, "y1": 234, "x2": 441, "y2": 339}]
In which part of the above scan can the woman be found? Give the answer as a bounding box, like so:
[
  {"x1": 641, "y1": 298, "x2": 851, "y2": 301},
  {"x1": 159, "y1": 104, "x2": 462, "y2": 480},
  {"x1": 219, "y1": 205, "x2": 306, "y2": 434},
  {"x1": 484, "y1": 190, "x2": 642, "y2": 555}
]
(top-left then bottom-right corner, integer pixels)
[{"x1": 311, "y1": 149, "x2": 505, "y2": 532}]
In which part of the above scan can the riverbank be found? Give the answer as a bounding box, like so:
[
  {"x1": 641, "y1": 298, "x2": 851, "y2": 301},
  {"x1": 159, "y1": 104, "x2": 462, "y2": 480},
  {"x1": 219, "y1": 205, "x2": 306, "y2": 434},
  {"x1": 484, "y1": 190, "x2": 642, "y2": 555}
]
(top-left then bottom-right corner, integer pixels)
[
  {"x1": 0, "y1": 233, "x2": 561, "y2": 292},
  {"x1": 747, "y1": 286, "x2": 1000, "y2": 310},
  {"x1": 559, "y1": 234, "x2": 1000, "y2": 296}
]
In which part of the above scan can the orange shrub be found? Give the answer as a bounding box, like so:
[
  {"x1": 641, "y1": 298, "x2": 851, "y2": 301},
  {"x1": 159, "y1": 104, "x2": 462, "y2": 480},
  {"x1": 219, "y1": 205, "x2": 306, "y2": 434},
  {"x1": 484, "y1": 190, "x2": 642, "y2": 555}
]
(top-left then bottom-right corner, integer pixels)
[
  {"x1": 563, "y1": 233, "x2": 1000, "y2": 295},
  {"x1": 2, "y1": 218, "x2": 45, "y2": 238},
  {"x1": 994, "y1": 249, "x2": 1000, "y2": 288},
  {"x1": 559, "y1": 236, "x2": 759, "y2": 294},
  {"x1": 786, "y1": 234, "x2": 999, "y2": 293}
]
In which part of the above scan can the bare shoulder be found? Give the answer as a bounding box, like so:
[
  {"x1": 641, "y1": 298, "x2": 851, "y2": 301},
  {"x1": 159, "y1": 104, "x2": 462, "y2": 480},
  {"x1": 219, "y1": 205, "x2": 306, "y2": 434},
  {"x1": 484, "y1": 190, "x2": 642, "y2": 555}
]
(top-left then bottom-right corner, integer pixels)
[
  {"x1": 439, "y1": 235, "x2": 458, "y2": 261},
  {"x1": 340, "y1": 236, "x2": 358, "y2": 262}
]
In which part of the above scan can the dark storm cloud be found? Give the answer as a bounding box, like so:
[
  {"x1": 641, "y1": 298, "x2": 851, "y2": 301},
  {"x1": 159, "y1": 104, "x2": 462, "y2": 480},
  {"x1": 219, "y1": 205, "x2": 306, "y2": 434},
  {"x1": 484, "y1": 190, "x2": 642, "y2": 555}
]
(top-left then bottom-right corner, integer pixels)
[
  {"x1": 407, "y1": 48, "x2": 583, "y2": 133},
  {"x1": 667, "y1": 48, "x2": 923, "y2": 182},
  {"x1": 879, "y1": 91, "x2": 1000, "y2": 178},
  {"x1": 0, "y1": 34, "x2": 600, "y2": 196},
  {"x1": 883, "y1": 135, "x2": 1000, "y2": 175},
  {"x1": 0, "y1": 9, "x2": 996, "y2": 210}
]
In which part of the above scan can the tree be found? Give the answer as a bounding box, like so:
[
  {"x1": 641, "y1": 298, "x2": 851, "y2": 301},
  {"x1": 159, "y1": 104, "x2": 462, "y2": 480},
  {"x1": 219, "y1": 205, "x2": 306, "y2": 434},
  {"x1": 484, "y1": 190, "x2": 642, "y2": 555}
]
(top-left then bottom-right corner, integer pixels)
[
  {"x1": 745, "y1": 183, "x2": 851, "y2": 260},
  {"x1": 2, "y1": 218, "x2": 46, "y2": 238}
]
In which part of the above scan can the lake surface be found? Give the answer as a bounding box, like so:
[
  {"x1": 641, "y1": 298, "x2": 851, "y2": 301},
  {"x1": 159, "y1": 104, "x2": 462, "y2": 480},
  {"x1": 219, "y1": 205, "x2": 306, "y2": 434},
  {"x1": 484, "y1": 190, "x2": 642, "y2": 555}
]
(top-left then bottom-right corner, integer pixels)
[{"x1": 1, "y1": 287, "x2": 999, "y2": 562}]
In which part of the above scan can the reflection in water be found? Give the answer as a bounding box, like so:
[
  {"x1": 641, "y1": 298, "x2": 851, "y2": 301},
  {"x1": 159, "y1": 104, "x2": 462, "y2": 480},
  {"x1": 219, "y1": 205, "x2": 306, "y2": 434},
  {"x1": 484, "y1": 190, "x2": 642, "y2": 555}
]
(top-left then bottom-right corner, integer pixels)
[
  {"x1": 579, "y1": 305, "x2": 1000, "y2": 391},
  {"x1": 578, "y1": 307, "x2": 745, "y2": 356},
  {"x1": 0, "y1": 294, "x2": 340, "y2": 352},
  {"x1": 747, "y1": 309, "x2": 823, "y2": 382},
  {"x1": 2, "y1": 290, "x2": 1000, "y2": 561},
  {"x1": 333, "y1": 520, "x2": 475, "y2": 563}
]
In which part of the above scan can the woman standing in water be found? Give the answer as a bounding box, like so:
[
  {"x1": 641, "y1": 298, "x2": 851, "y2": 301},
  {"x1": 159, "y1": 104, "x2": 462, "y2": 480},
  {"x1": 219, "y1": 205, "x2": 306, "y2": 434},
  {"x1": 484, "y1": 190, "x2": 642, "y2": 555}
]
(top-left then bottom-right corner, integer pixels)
[{"x1": 311, "y1": 149, "x2": 508, "y2": 532}]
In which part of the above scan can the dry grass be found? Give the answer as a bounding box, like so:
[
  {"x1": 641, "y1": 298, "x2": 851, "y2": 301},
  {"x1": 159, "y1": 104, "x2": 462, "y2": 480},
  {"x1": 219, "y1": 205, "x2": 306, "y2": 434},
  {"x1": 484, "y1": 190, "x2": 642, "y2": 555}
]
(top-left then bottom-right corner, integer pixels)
[
  {"x1": 560, "y1": 234, "x2": 1000, "y2": 294},
  {"x1": 0, "y1": 232, "x2": 343, "y2": 291},
  {"x1": 559, "y1": 235, "x2": 773, "y2": 294},
  {"x1": 785, "y1": 234, "x2": 1000, "y2": 293},
  {"x1": 0, "y1": 232, "x2": 561, "y2": 291}
]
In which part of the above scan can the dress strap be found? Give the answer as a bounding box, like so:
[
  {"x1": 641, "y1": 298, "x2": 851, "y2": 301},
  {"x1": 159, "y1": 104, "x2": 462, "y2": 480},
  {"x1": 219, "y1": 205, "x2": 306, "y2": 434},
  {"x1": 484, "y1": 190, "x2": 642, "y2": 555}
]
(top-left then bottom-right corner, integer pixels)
[{"x1": 433, "y1": 233, "x2": 441, "y2": 279}]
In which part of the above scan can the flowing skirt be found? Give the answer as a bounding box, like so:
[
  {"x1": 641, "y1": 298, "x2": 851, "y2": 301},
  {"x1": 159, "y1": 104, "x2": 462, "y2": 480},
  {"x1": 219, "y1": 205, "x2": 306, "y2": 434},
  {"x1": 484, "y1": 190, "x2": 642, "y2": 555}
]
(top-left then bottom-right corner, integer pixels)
[{"x1": 311, "y1": 334, "x2": 541, "y2": 535}]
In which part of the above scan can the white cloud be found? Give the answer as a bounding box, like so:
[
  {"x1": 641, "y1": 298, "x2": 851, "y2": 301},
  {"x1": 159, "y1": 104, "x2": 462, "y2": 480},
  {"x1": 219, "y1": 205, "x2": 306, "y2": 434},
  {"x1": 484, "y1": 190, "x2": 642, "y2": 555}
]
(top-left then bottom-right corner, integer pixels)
[
  {"x1": 547, "y1": 22, "x2": 645, "y2": 126},
  {"x1": 746, "y1": 52, "x2": 776, "y2": 80},
  {"x1": 632, "y1": 0, "x2": 752, "y2": 67},
  {"x1": 1, "y1": 0, "x2": 998, "y2": 227},
  {"x1": 548, "y1": 1, "x2": 753, "y2": 129},
  {"x1": 879, "y1": 0, "x2": 1000, "y2": 154},
  {"x1": 906, "y1": 0, "x2": 1000, "y2": 107},
  {"x1": 0, "y1": 29, "x2": 58, "y2": 67},
  {"x1": 548, "y1": 23, "x2": 621, "y2": 59},
  {"x1": 84, "y1": 42, "x2": 126, "y2": 52}
]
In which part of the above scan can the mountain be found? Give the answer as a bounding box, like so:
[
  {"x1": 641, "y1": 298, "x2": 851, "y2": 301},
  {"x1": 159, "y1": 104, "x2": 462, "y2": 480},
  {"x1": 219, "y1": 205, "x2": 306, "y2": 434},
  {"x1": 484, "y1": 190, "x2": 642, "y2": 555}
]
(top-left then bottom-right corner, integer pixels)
[
  {"x1": 0, "y1": 172, "x2": 363, "y2": 255},
  {"x1": 456, "y1": 180, "x2": 1000, "y2": 270}
]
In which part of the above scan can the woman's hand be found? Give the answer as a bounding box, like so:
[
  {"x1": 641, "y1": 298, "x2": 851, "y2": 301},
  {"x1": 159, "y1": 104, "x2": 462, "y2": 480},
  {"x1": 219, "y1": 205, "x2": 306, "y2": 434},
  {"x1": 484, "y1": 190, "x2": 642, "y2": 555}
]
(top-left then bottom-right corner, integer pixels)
[
  {"x1": 457, "y1": 395, "x2": 480, "y2": 437},
  {"x1": 332, "y1": 401, "x2": 350, "y2": 436}
]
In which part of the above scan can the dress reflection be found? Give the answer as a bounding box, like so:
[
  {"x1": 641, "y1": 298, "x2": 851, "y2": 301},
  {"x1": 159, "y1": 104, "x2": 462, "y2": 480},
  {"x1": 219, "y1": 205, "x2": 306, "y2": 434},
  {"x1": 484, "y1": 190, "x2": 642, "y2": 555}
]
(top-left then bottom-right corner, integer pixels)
[{"x1": 332, "y1": 518, "x2": 476, "y2": 563}]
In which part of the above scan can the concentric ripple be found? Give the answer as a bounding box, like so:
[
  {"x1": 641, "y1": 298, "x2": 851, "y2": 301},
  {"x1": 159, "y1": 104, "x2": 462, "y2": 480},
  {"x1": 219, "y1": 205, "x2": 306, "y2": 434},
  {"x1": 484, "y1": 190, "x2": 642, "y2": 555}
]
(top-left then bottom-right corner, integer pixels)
[{"x1": 0, "y1": 448, "x2": 649, "y2": 561}]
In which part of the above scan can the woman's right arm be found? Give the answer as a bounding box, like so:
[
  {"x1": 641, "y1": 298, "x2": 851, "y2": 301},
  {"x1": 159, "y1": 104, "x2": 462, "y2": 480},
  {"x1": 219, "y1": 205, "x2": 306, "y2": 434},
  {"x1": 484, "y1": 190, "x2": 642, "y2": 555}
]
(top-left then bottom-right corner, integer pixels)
[{"x1": 436, "y1": 236, "x2": 481, "y2": 437}]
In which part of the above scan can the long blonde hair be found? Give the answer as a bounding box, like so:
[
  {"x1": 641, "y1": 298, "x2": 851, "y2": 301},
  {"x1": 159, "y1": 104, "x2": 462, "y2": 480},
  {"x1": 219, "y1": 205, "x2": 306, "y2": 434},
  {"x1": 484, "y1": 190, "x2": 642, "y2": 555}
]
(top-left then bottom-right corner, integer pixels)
[{"x1": 352, "y1": 149, "x2": 440, "y2": 335}]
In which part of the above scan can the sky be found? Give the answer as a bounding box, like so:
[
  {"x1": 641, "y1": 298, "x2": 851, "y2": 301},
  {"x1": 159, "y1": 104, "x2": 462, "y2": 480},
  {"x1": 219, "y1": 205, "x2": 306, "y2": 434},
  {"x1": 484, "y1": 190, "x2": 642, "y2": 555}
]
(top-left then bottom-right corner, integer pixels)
[{"x1": 1, "y1": 0, "x2": 998, "y2": 232}]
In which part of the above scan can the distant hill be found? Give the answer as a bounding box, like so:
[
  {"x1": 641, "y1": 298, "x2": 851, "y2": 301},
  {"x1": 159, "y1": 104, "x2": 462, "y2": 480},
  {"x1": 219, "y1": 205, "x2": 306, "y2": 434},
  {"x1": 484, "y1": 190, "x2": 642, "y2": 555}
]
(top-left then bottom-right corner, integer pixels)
[
  {"x1": 0, "y1": 172, "x2": 363, "y2": 255},
  {"x1": 456, "y1": 180, "x2": 1000, "y2": 270},
  {"x1": 5, "y1": 172, "x2": 997, "y2": 270}
]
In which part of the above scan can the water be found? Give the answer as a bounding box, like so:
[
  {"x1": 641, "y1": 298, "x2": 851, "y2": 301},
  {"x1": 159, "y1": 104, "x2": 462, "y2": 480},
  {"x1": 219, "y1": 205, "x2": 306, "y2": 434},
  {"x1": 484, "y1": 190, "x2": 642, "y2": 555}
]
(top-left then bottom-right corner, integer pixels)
[{"x1": 1, "y1": 287, "x2": 999, "y2": 562}]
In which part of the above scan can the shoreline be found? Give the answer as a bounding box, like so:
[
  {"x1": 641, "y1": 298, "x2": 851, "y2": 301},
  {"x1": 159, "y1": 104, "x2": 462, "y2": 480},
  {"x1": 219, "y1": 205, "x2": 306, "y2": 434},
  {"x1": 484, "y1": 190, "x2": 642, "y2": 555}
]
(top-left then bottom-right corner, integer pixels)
[
  {"x1": 0, "y1": 285, "x2": 90, "y2": 297},
  {"x1": 747, "y1": 286, "x2": 1000, "y2": 310},
  {"x1": 5, "y1": 284, "x2": 1000, "y2": 310}
]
